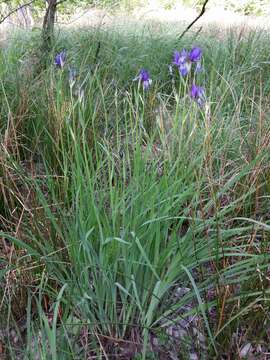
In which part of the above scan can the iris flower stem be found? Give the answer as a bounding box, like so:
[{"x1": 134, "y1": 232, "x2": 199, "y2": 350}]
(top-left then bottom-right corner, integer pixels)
[{"x1": 134, "y1": 83, "x2": 141, "y2": 140}]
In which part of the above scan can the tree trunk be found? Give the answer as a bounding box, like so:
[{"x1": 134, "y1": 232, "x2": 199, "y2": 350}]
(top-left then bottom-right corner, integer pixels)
[{"x1": 42, "y1": 0, "x2": 57, "y2": 51}]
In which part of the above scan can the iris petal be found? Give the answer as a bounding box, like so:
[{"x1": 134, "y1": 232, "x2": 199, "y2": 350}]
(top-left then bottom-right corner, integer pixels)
[{"x1": 189, "y1": 47, "x2": 202, "y2": 62}]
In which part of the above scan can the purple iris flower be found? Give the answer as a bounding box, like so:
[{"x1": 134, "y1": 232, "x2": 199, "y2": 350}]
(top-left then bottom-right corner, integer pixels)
[
  {"x1": 172, "y1": 50, "x2": 181, "y2": 67},
  {"x1": 173, "y1": 49, "x2": 191, "y2": 77},
  {"x1": 172, "y1": 49, "x2": 192, "y2": 77},
  {"x1": 54, "y1": 50, "x2": 66, "y2": 68},
  {"x1": 189, "y1": 47, "x2": 202, "y2": 62},
  {"x1": 190, "y1": 83, "x2": 205, "y2": 107},
  {"x1": 173, "y1": 49, "x2": 188, "y2": 66},
  {"x1": 179, "y1": 63, "x2": 190, "y2": 77},
  {"x1": 134, "y1": 69, "x2": 152, "y2": 90}
]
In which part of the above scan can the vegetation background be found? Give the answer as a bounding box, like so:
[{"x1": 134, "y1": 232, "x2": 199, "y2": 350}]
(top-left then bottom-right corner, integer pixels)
[{"x1": 0, "y1": 0, "x2": 270, "y2": 359}]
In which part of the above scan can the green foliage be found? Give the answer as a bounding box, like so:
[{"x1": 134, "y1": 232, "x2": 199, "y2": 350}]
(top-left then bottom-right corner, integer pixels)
[
  {"x1": 0, "y1": 0, "x2": 120, "y2": 10},
  {"x1": 179, "y1": 0, "x2": 269, "y2": 15},
  {"x1": 223, "y1": 0, "x2": 269, "y2": 15},
  {"x1": 1, "y1": 19, "x2": 270, "y2": 359}
]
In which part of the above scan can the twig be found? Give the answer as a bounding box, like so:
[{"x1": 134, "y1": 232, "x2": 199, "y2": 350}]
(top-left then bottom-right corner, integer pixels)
[
  {"x1": 177, "y1": 0, "x2": 210, "y2": 41},
  {"x1": 0, "y1": 0, "x2": 36, "y2": 25},
  {"x1": 95, "y1": 332, "x2": 109, "y2": 360}
]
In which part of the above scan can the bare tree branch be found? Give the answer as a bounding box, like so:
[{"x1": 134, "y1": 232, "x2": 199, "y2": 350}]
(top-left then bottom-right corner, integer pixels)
[
  {"x1": 177, "y1": 0, "x2": 210, "y2": 40},
  {"x1": 0, "y1": 0, "x2": 36, "y2": 25}
]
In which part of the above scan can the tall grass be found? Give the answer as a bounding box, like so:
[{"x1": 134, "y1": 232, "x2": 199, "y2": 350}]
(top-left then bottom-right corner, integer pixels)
[{"x1": 1, "y1": 21, "x2": 270, "y2": 359}]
